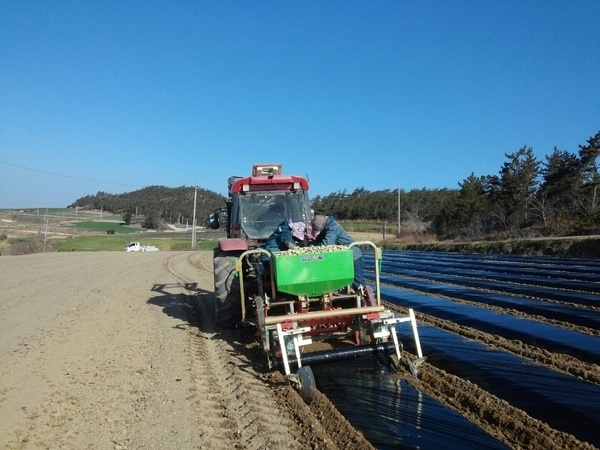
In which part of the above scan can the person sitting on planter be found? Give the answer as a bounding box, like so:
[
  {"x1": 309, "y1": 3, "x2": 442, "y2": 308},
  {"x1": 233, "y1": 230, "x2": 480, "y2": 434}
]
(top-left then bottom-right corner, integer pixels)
[
  {"x1": 309, "y1": 214, "x2": 364, "y2": 293},
  {"x1": 265, "y1": 218, "x2": 307, "y2": 253}
]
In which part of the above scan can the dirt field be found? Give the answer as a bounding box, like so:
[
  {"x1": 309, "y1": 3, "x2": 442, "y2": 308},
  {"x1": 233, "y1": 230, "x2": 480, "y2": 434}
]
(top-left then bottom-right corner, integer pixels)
[
  {"x1": 0, "y1": 251, "x2": 376, "y2": 449},
  {"x1": 0, "y1": 250, "x2": 595, "y2": 449}
]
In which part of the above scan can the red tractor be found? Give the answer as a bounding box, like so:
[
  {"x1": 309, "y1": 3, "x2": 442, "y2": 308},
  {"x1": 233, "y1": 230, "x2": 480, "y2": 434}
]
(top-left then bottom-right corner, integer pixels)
[
  {"x1": 208, "y1": 164, "x2": 424, "y2": 402},
  {"x1": 209, "y1": 163, "x2": 313, "y2": 327}
]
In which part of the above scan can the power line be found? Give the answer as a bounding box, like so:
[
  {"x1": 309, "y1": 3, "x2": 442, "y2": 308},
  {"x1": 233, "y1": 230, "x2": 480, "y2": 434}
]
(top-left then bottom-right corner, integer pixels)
[{"x1": 0, "y1": 160, "x2": 142, "y2": 188}]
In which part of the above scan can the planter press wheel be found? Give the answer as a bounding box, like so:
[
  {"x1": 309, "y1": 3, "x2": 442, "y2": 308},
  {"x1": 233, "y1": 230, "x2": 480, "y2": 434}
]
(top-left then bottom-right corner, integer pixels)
[{"x1": 296, "y1": 366, "x2": 315, "y2": 404}]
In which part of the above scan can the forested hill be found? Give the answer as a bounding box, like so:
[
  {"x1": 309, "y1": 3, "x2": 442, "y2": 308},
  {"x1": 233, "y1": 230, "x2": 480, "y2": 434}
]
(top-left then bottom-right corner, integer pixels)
[
  {"x1": 69, "y1": 185, "x2": 226, "y2": 229},
  {"x1": 67, "y1": 130, "x2": 599, "y2": 238}
]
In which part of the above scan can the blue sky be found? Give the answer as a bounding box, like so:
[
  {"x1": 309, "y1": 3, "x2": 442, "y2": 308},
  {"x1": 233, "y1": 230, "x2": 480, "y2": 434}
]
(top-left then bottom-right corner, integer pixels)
[{"x1": 1, "y1": 1, "x2": 599, "y2": 208}]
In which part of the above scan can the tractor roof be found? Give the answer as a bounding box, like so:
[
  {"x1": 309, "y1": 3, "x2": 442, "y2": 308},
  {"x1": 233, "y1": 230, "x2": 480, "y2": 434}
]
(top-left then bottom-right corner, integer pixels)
[{"x1": 229, "y1": 163, "x2": 309, "y2": 194}]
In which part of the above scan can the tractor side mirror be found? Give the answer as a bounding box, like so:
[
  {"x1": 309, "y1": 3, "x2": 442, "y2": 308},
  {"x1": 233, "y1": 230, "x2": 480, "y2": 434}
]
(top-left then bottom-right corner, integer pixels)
[{"x1": 208, "y1": 213, "x2": 220, "y2": 229}]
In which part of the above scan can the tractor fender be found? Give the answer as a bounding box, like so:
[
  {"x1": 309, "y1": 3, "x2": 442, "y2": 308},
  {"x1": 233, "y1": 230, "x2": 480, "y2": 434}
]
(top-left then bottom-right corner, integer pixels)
[{"x1": 218, "y1": 238, "x2": 249, "y2": 252}]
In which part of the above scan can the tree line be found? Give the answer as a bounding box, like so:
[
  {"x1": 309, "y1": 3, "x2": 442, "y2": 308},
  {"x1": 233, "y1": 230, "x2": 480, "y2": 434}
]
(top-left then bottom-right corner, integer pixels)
[
  {"x1": 311, "y1": 130, "x2": 600, "y2": 239},
  {"x1": 70, "y1": 130, "x2": 598, "y2": 238}
]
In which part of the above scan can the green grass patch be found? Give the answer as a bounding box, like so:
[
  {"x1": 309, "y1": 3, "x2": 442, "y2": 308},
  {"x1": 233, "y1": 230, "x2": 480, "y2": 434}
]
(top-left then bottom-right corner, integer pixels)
[
  {"x1": 55, "y1": 236, "x2": 143, "y2": 252},
  {"x1": 71, "y1": 221, "x2": 139, "y2": 234}
]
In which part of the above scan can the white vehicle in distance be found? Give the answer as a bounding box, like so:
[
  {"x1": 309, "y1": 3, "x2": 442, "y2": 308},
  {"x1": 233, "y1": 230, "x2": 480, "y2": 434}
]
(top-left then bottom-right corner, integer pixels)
[{"x1": 125, "y1": 242, "x2": 159, "y2": 252}]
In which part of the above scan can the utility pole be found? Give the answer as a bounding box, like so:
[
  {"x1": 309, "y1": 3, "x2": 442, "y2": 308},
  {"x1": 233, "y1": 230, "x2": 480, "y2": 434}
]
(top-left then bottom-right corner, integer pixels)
[
  {"x1": 397, "y1": 183, "x2": 401, "y2": 238},
  {"x1": 191, "y1": 184, "x2": 198, "y2": 248},
  {"x1": 43, "y1": 216, "x2": 48, "y2": 252}
]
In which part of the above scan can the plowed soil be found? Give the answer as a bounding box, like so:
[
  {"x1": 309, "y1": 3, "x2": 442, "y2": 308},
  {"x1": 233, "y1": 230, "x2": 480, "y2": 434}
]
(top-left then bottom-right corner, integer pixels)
[{"x1": 0, "y1": 251, "x2": 593, "y2": 449}]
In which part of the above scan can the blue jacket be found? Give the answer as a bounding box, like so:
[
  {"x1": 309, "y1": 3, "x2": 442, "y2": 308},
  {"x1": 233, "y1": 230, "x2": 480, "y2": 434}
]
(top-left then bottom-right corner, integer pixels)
[
  {"x1": 264, "y1": 220, "x2": 296, "y2": 254},
  {"x1": 312, "y1": 216, "x2": 362, "y2": 259}
]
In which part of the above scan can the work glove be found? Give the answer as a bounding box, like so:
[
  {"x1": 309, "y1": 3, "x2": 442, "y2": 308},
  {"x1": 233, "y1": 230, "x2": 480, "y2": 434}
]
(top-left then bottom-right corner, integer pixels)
[{"x1": 285, "y1": 241, "x2": 296, "y2": 249}]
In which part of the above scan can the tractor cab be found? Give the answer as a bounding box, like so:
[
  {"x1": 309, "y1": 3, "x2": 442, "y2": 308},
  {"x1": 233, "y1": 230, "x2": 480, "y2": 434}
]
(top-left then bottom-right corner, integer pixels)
[{"x1": 210, "y1": 164, "x2": 312, "y2": 247}]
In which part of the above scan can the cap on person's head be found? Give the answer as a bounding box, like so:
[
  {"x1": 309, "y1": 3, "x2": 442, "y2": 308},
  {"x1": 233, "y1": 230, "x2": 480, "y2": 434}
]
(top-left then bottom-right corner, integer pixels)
[
  {"x1": 290, "y1": 221, "x2": 306, "y2": 240},
  {"x1": 312, "y1": 215, "x2": 327, "y2": 232}
]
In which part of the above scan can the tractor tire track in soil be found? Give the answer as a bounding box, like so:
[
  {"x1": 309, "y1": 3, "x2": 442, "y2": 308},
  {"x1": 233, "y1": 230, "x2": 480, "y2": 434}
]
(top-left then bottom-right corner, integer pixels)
[
  {"x1": 178, "y1": 252, "x2": 376, "y2": 450},
  {"x1": 164, "y1": 253, "x2": 303, "y2": 449}
]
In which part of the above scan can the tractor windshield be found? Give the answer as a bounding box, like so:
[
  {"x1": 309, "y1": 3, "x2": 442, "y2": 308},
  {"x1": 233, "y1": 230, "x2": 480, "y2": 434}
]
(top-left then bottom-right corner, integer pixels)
[{"x1": 238, "y1": 191, "x2": 310, "y2": 240}]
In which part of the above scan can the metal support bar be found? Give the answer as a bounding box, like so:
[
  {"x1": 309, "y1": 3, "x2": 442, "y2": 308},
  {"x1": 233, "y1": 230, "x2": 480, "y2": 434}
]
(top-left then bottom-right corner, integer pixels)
[
  {"x1": 276, "y1": 324, "x2": 312, "y2": 375},
  {"x1": 381, "y1": 308, "x2": 423, "y2": 359},
  {"x1": 276, "y1": 323, "x2": 290, "y2": 375},
  {"x1": 350, "y1": 241, "x2": 382, "y2": 306},
  {"x1": 237, "y1": 248, "x2": 275, "y2": 321},
  {"x1": 265, "y1": 305, "x2": 385, "y2": 326},
  {"x1": 409, "y1": 308, "x2": 423, "y2": 359},
  {"x1": 388, "y1": 322, "x2": 402, "y2": 360}
]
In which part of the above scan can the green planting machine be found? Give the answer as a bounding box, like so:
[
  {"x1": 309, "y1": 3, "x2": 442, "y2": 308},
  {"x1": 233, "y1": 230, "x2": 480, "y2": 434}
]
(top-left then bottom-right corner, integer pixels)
[{"x1": 209, "y1": 164, "x2": 424, "y2": 402}]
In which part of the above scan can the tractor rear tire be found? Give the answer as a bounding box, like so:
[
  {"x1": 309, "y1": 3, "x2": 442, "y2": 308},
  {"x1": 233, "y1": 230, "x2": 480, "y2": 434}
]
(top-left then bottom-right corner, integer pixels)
[{"x1": 213, "y1": 249, "x2": 242, "y2": 328}]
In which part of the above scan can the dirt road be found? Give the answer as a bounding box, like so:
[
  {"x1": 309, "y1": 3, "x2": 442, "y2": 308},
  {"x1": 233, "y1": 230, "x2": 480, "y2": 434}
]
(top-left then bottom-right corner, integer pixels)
[{"x1": 0, "y1": 251, "x2": 372, "y2": 449}]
